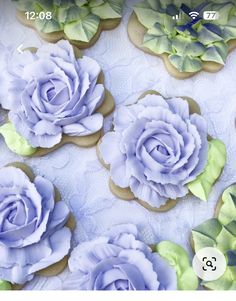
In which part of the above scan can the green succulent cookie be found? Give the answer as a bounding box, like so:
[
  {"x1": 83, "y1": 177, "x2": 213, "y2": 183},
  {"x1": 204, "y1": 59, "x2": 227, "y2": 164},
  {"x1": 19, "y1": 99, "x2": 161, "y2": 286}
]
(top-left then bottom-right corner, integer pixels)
[
  {"x1": 13, "y1": 0, "x2": 124, "y2": 44},
  {"x1": 131, "y1": 0, "x2": 236, "y2": 73},
  {"x1": 192, "y1": 185, "x2": 236, "y2": 290}
]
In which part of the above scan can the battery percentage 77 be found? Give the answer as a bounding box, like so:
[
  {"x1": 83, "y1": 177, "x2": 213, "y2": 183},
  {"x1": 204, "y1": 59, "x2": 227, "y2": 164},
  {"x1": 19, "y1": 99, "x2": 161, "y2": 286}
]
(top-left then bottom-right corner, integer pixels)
[{"x1": 203, "y1": 11, "x2": 219, "y2": 20}]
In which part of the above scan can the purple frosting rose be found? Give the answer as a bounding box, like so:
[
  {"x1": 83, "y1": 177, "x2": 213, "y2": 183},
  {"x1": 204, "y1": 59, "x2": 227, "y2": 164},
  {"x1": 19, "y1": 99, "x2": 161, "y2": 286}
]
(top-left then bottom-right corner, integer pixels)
[
  {"x1": 67, "y1": 224, "x2": 176, "y2": 290},
  {"x1": 100, "y1": 94, "x2": 208, "y2": 207},
  {"x1": 0, "y1": 167, "x2": 71, "y2": 284},
  {"x1": 1, "y1": 40, "x2": 105, "y2": 148}
]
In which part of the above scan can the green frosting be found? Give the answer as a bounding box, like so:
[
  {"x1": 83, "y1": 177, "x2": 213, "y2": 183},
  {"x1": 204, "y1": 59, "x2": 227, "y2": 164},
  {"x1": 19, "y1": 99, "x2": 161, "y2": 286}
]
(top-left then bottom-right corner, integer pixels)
[
  {"x1": 192, "y1": 185, "x2": 236, "y2": 290},
  {"x1": 13, "y1": 0, "x2": 124, "y2": 42},
  {"x1": 0, "y1": 280, "x2": 12, "y2": 290},
  {"x1": 0, "y1": 122, "x2": 37, "y2": 156},
  {"x1": 134, "y1": 0, "x2": 236, "y2": 72},
  {"x1": 156, "y1": 241, "x2": 199, "y2": 290},
  {"x1": 188, "y1": 139, "x2": 226, "y2": 201}
]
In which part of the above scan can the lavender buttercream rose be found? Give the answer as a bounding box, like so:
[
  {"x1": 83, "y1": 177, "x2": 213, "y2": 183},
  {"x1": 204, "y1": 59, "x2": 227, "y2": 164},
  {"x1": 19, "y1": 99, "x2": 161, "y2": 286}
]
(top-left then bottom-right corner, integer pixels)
[
  {"x1": 100, "y1": 94, "x2": 208, "y2": 207},
  {"x1": 0, "y1": 166, "x2": 71, "y2": 285},
  {"x1": 1, "y1": 40, "x2": 105, "y2": 148},
  {"x1": 67, "y1": 224, "x2": 176, "y2": 290}
]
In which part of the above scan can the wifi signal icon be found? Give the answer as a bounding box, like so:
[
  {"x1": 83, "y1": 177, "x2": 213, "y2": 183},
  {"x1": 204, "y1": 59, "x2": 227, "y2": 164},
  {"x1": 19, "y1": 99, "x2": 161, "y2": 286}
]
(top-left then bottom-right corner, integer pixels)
[{"x1": 189, "y1": 11, "x2": 199, "y2": 19}]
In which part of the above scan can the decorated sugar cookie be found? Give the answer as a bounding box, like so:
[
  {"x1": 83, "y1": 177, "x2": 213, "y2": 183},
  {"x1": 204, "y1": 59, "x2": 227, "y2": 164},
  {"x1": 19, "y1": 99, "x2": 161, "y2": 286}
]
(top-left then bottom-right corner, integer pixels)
[
  {"x1": 191, "y1": 185, "x2": 236, "y2": 290},
  {"x1": 97, "y1": 91, "x2": 226, "y2": 212},
  {"x1": 128, "y1": 1, "x2": 236, "y2": 79},
  {"x1": 66, "y1": 224, "x2": 198, "y2": 290},
  {"x1": 0, "y1": 163, "x2": 75, "y2": 290},
  {"x1": 0, "y1": 40, "x2": 115, "y2": 156},
  {"x1": 13, "y1": 0, "x2": 124, "y2": 49}
]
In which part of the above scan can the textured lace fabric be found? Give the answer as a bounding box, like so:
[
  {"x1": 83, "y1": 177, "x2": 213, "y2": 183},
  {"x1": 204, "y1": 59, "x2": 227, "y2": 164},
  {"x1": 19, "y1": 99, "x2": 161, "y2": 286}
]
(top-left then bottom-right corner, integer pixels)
[{"x1": 0, "y1": 0, "x2": 236, "y2": 290}]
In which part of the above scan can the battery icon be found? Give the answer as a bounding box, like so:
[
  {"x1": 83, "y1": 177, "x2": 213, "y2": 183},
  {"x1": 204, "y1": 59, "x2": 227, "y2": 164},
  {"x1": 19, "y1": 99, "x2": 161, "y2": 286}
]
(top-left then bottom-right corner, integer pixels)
[{"x1": 203, "y1": 11, "x2": 219, "y2": 20}]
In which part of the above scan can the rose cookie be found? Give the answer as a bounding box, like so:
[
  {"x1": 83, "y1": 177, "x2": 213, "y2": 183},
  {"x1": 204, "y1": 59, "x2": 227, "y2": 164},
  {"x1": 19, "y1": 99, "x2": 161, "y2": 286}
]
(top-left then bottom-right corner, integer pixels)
[
  {"x1": 97, "y1": 91, "x2": 226, "y2": 212},
  {"x1": 65, "y1": 224, "x2": 198, "y2": 290},
  {"x1": 128, "y1": 1, "x2": 236, "y2": 79},
  {"x1": 191, "y1": 185, "x2": 236, "y2": 290},
  {"x1": 14, "y1": 0, "x2": 124, "y2": 49},
  {"x1": 0, "y1": 40, "x2": 115, "y2": 156},
  {"x1": 0, "y1": 163, "x2": 75, "y2": 290}
]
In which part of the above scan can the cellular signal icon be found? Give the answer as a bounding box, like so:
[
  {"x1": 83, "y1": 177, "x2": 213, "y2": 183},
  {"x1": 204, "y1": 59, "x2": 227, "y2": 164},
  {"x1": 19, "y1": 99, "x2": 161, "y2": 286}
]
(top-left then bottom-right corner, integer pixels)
[
  {"x1": 189, "y1": 11, "x2": 199, "y2": 19},
  {"x1": 172, "y1": 14, "x2": 180, "y2": 20}
]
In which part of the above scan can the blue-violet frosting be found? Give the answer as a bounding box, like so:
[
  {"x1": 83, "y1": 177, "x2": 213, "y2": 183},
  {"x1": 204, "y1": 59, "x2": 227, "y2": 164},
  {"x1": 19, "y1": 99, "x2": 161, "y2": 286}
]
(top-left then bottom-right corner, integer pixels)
[
  {"x1": 0, "y1": 166, "x2": 71, "y2": 284},
  {"x1": 67, "y1": 224, "x2": 177, "y2": 290},
  {"x1": 99, "y1": 94, "x2": 208, "y2": 207},
  {"x1": 1, "y1": 40, "x2": 105, "y2": 148}
]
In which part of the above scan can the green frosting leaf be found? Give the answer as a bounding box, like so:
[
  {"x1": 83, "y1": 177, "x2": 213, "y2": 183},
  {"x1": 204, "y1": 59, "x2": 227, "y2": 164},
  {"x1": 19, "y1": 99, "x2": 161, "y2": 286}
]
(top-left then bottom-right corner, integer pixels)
[
  {"x1": 218, "y1": 185, "x2": 236, "y2": 225},
  {"x1": 143, "y1": 33, "x2": 172, "y2": 54},
  {"x1": 57, "y1": 6, "x2": 89, "y2": 24},
  {"x1": 64, "y1": 13, "x2": 99, "y2": 42},
  {"x1": 201, "y1": 42, "x2": 228, "y2": 64},
  {"x1": 192, "y1": 218, "x2": 222, "y2": 251},
  {"x1": 35, "y1": 18, "x2": 63, "y2": 33},
  {"x1": 213, "y1": 3, "x2": 235, "y2": 26},
  {"x1": 188, "y1": 139, "x2": 226, "y2": 201},
  {"x1": 203, "y1": 267, "x2": 236, "y2": 290},
  {"x1": 134, "y1": 6, "x2": 162, "y2": 29},
  {"x1": 13, "y1": 0, "x2": 124, "y2": 42},
  {"x1": 197, "y1": 24, "x2": 223, "y2": 45},
  {"x1": 169, "y1": 54, "x2": 202, "y2": 72},
  {"x1": 192, "y1": 184, "x2": 236, "y2": 290},
  {"x1": 216, "y1": 226, "x2": 236, "y2": 253},
  {"x1": 133, "y1": 0, "x2": 236, "y2": 73},
  {"x1": 172, "y1": 36, "x2": 206, "y2": 56},
  {"x1": 0, "y1": 280, "x2": 12, "y2": 290},
  {"x1": 0, "y1": 122, "x2": 37, "y2": 156},
  {"x1": 91, "y1": 0, "x2": 123, "y2": 19},
  {"x1": 223, "y1": 23, "x2": 236, "y2": 42},
  {"x1": 156, "y1": 241, "x2": 199, "y2": 290}
]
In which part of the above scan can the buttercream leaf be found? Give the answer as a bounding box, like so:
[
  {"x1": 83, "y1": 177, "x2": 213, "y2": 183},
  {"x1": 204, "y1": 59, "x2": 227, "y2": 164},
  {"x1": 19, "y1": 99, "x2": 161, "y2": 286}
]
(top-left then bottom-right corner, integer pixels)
[
  {"x1": 75, "y1": 0, "x2": 88, "y2": 7},
  {"x1": 147, "y1": 0, "x2": 161, "y2": 11},
  {"x1": 0, "y1": 122, "x2": 37, "y2": 156},
  {"x1": 197, "y1": 23, "x2": 223, "y2": 45},
  {"x1": 37, "y1": 0, "x2": 55, "y2": 11},
  {"x1": 193, "y1": 218, "x2": 222, "y2": 241},
  {"x1": 64, "y1": 13, "x2": 100, "y2": 42},
  {"x1": 35, "y1": 18, "x2": 63, "y2": 33},
  {"x1": 222, "y1": 20, "x2": 236, "y2": 42},
  {"x1": 216, "y1": 226, "x2": 236, "y2": 253},
  {"x1": 0, "y1": 280, "x2": 12, "y2": 290},
  {"x1": 143, "y1": 33, "x2": 172, "y2": 54},
  {"x1": 188, "y1": 139, "x2": 226, "y2": 201},
  {"x1": 156, "y1": 241, "x2": 198, "y2": 290},
  {"x1": 218, "y1": 185, "x2": 236, "y2": 225},
  {"x1": 202, "y1": 268, "x2": 236, "y2": 290},
  {"x1": 172, "y1": 36, "x2": 205, "y2": 56},
  {"x1": 147, "y1": 23, "x2": 166, "y2": 36},
  {"x1": 88, "y1": 0, "x2": 104, "y2": 7},
  {"x1": 169, "y1": 54, "x2": 202, "y2": 72},
  {"x1": 57, "y1": 6, "x2": 89, "y2": 24},
  {"x1": 134, "y1": 6, "x2": 162, "y2": 29},
  {"x1": 225, "y1": 221, "x2": 236, "y2": 237},
  {"x1": 201, "y1": 42, "x2": 228, "y2": 64},
  {"x1": 163, "y1": 14, "x2": 176, "y2": 34},
  {"x1": 213, "y1": 3, "x2": 235, "y2": 26},
  {"x1": 91, "y1": 0, "x2": 123, "y2": 19}
]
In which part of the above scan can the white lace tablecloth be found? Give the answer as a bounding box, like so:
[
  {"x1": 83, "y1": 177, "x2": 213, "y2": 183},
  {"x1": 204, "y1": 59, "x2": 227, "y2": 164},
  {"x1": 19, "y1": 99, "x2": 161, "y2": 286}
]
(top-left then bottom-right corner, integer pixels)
[{"x1": 1, "y1": 0, "x2": 236, "y2": 290}]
